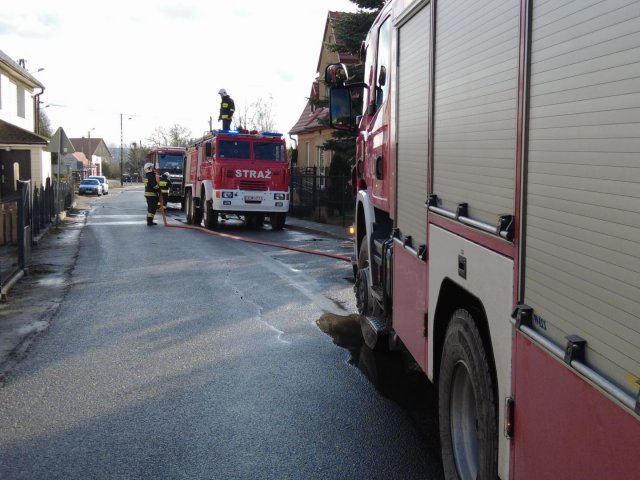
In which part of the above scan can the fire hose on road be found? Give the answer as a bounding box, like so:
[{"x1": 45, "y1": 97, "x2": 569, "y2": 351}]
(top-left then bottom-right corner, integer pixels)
[{"x1": 156, "y1": 193, "x2": 352, "y2": 264}]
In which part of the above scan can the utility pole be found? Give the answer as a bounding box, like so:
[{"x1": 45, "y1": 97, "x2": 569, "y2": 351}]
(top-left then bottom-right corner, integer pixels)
[{"x1": 120, "y1": 113, "x2": 124, "y2": 186}]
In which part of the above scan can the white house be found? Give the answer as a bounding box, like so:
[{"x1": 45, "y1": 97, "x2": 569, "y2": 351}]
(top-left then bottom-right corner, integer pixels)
[{"x1": 0, "y1": 49, "x2": 51, "y2": 198}]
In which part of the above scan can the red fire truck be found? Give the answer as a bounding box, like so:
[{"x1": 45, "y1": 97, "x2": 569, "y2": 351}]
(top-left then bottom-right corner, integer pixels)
[
  {"x1": 183, "y1": 129, "x2": 290, "y2": 229},
  {"x1": 326, "y1": 0, "x2": 640, "y2": 478},
  {"x1": 146, "y1": 146, "x2": 186, "y2": 204}
]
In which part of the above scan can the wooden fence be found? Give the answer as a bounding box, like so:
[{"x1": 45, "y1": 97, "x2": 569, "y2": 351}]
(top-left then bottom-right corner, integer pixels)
[{"x1": 0, "y1": 179, "x2": 74, "y2": 290}]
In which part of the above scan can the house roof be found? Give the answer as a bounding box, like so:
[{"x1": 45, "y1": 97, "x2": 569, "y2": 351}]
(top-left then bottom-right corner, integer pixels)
[
  {"x1": 289, "y1": 103, "x2": 329, "y2": 136},
  {"x1": 290, "y1": 11, "x2": 358, "y2": 137},
  {"x1": 0, "y1": 49, "x2": 44, "y2": 89},
  {"x1": 72, "y1": 152, "x2": 91, "y2": 169},
  {"x1": 289, "y1": 82, "x2": 329, "y2": 135},
  {"x1": 0, "y1": 119, "x2": 48, "y2": 146},
  {"x1": 62, "y1": 153, "x2": 84, "y2": 170},
  {"x1": 69, "y1": 137, "x2": 104, "y2": 158}
]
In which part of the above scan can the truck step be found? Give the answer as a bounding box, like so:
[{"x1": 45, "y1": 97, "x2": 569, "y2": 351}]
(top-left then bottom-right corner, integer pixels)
[
  {"x1": 370, "y1": 285, "x2": 384, "y2": 302},
  {"x1": 360, "y1": 314, "x2": 389, "y2": 350},
  {"x1": 373, "y1": 237, "x2": 386, "y2": 255}
]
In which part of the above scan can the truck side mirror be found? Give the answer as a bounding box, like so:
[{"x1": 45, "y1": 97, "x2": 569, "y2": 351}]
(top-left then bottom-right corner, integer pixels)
[
  {"x1": 325, "y1": 63, "x2": 349, "y2": 87},
  {"x1": 329, "y1": 87, "x2": 354, "y2": 131},
  {"x1": 378, "y1": 65, "x2": 387, "y2": 87}
]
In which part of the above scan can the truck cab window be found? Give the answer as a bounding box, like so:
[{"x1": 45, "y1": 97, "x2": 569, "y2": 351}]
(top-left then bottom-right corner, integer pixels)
[
  {"x1": 158, "y1": 153, "x2": 185, "y2": 172},
  {"x1": 254, "y1": 143, "x2": 285, "y2": 161},
  {"x1": 376, "y1": 17, "x2": 391, "y2": 108},
  {"x1": 219, "y1": 140, "x2": 251, "y2": 159},
  {"x1": 362, "y1": 44, "x2": 373, "y2": 116}
]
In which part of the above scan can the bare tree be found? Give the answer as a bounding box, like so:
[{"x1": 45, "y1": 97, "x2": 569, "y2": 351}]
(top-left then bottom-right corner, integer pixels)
[
  {"x1": 146, "y1": 124, "x2": 192, "y2": 147},
  {"x1": 234, "y1": 95, "x2": 276, "y2": 132},
  {"x1": 250, "y1": 95, "x2": 276, "y2": 132}
]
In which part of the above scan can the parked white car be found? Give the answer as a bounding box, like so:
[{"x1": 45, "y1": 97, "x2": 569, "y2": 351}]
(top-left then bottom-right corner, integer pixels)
[
  {"x1": 89, "y1": 175, "x2": 109, "y2": 194},
  {"x1": 78, "y1": 178, "x2": 102, "y2": 196}
]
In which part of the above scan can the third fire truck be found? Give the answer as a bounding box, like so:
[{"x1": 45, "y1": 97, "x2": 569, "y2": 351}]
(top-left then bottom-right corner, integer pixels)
[
  {"x1": 326, "y1": 0, "x2": 640, "y2": 478},
  {"x1": 147, "y1": 146, "x2": 186, "y2": 205},
  {"x1": 183, "y1": 129, "x2": 290, "y2": 229}
]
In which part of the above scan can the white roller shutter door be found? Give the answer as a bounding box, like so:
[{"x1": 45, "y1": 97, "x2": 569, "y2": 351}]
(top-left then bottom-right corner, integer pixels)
[
  {"x1": 524, "y1": 0, "x2": 640, "y2": 395},
  {"x1": 397, "y1": 4, "x2": 431, "y2": 248},
  {"x1": 432, "y1": 0, "x2": 520, "y2": 226}
]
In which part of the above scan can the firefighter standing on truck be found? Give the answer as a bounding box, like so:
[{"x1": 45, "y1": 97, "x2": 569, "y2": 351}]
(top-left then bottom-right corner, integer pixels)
[
  {"x1": 218, "y1": 88, "x2": 235, "y2": 130},
  {"x1": 143, "y1": 162, "x2": 160, "y2": 226},
  {"x1": 159, "y1": 172, "x2": 172, "y2": 210}
]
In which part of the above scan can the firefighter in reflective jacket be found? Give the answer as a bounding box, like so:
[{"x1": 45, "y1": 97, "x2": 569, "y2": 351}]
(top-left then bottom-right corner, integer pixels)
[
  {"x1": 143, "y1": 162, "x2": 160, "y2": 225},
  {"x1": 218, "y1": 88, "x2": 235, "y2": 130},
  {"x1": 158, "y1": 172, "x2": 172, "y2": 210}
]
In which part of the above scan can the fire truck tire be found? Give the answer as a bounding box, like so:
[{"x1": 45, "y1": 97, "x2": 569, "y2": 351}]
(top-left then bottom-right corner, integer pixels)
[
  {"x1": 355, "y1": 236, "x2": 371, "y2": 315},
  {"x1": 203, "y1": 200, "x2": 218, "y2": 229},
  {"x1": 439, "y1": 309, "x2": 498, "y2": 480},
  {"x1": 246, "y1": 215, "x2": 259, "y2": 228},
  {"x1": 193, "y1": 195, "x2": 203, "y2": 226},
  {"x1": 271, "y1": 213, "x2": 286, "y2": 230},
  {"x1": 185, "y1": 191, "x2": 193, "y2": 224}
]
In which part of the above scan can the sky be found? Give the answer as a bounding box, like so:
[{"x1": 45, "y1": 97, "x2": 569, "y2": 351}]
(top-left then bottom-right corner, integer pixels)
[{"x1": 0, "y1": 0, "x2": 357, "y2": 149}]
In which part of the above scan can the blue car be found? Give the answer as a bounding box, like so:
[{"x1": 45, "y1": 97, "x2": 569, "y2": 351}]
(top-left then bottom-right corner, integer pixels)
[{"x1": 78, "y1": 178, "x2": 103, "y2": 196}]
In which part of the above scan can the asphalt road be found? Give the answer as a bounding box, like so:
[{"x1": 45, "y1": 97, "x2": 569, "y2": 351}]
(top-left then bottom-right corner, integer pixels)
[{"x1": 0, "y1": 187, "x2": 443, "y2": 479}]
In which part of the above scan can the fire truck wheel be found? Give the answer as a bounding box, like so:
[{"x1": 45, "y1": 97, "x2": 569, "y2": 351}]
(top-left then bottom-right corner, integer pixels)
[
  {"x1": 271, "y1": 213, "x2": 286, "y2": 230},
  {"x1": 203, "y1": 201, "x2": 218, "y2": 229},
  {"x1": 355, "y1": 237, "x2": 372, "y2": 315},
  {"x1": 246, "y1": 215, "x2": 259, "y2": 228},
  {"x1": 439, "y1": 309, "x2": 498, "y2": 480},
  {"x1": 193, "y1": 194, "x2": 203, "y2": 226},
  {"x1": 185, "y1": 191, "x2": 193, "y2": 224}
]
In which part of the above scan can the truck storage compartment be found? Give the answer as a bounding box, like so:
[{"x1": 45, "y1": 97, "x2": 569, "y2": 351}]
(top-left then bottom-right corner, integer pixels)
[{"x1": 523, "y1": 0, "x2": 640, "y2": 402}]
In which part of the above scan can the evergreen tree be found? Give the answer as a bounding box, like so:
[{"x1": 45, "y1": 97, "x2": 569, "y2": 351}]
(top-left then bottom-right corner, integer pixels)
[
  {"x1": 38, "y1": 108, "x2": 53, "y2": 139},
  {"x1": 126, "y1": 142, "x2": 150, "y2": 177}
]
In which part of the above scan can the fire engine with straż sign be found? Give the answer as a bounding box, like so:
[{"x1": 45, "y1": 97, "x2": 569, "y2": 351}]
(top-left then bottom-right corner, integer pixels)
[
  {"x1": 182, "y1": 129, "x2": 290, "y2": 229},
  {"x1": 325, "y1": 0, "x2": 640, "y2": 478}
]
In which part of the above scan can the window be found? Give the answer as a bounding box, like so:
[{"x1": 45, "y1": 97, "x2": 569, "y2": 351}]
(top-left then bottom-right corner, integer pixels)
[
  {"x1": 17, "y1": 84, "x2": 25, "y2": 118},
  {"x1": 305, "y1": 142, "x2": 311, "y2": 168},
  {"x1": 362, "y1": 44, "x2": 373, "y2": 116},
  {"x1": 218, "y1": 140, "x2": 250, "y2": 159},
  {"x1": 376, "y1": 17, "x2": 391, "y2": 108},
  {"x1": 317, "y1": 146, "x2": 326, "y2": 189},
  {"x1": 158, "y1": 153, "x2": 183, "y2": 171},
  {"x1": 254, "y1": 142, "x2": 285, "y2": 161}
]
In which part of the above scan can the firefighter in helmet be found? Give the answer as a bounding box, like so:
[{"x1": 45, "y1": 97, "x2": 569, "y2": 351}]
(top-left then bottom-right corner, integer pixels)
[
  {"x1": 143, "y1": 162, "x2": 160, "y2": 225},
  {"x1": 158, "y1": 171, "x2": 172, "y2": 210},
  {"x1": 218, "y1": 88, "x2": 235, "y2": 131}
]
